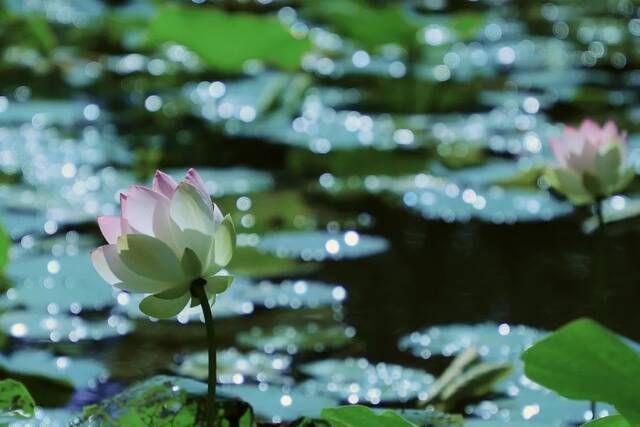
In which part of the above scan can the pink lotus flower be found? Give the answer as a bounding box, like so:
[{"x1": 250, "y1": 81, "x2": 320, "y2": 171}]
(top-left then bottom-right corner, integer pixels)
[
  {"x1": 546, "y1": 119, "x2": 634, "y2": 205},
  {"x1": 91, "y1": 169, "x2": 235, "y2": 319}
]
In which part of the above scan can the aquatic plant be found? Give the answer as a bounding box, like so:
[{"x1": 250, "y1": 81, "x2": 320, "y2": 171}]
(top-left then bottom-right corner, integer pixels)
[
  {"x1": 91, "y1": 168, "x2": 236, "y2": 427},
  {"x1": 522, "y1": 318, "x2": 640, "y2": 426},
  {"x1": 545, "y1": 119, "x2": 633, "y2": 206}
]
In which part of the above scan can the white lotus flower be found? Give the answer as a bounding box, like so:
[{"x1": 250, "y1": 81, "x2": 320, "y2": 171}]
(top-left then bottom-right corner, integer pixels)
[{"x1": 91, "y1": 169, "x2": 236, "y2": 319}]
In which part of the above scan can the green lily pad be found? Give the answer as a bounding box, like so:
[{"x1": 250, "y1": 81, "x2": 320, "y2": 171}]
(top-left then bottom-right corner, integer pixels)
[
  {"x1": 116, "y1": 289, "x2": 253, "y2": 322},
  {"x1": 0, "y1": 349, "x2": 107, "y2": 389},
  {"x1": 233, "y1": 110, "x2": 427, "y2": 153},
  {"x1": 9, "y1": 407, "x2": 78, "y2": 427},
  {"x1": 399, "y1": 323, "x2": 545, "y2": 362},
  {"x1": 77, "y1": 375, "x2": 253, "y2": 426},
  {"x1": 0, "y1": 310, "x2": 133, "y2": 342},
  {"x1": 257, "y1": 231, "x2": 388, "y2": 261},
  {"x1": 467, "y1": 385, "x2": 610, "y2": 425},
  {"x1": 6, "y1": 253, "x2": 116, "y2": 313},
  {"x1": 172, "y1": 347, "x2": 291, "y2": 385},
  {"x1": 298, "y1": 358, "x2": 434, "y2": 404},
  {"x1": 237, "y1": 323, "x2": 356, "y2": 354},
  {"x1": 379, "y1": 408, "x2": 463, "y2": 426},
  {"x1": 431, "y1": 159, "x2": 542, "y2": 189},
  {"x1": 117, "y1": 275, "x2": 344, "y2": 324},
  {"x1": 188, "y1": 72, "x2": 307, "y2": 124},
  {"x1": 399, "y1": 183, "x2": 573, "y2": 223},
  {"x1": 582, "y1": 416, "x2": 632, "y2": 427},
  {"x1": 582, "y1": 194, "x2": 640, "y2": 233},
  {"x1": 163, "y1": 167, "x2": 274, "y2": 197},
  {"x1": 302, "y1": 0, "x2": 420, "y2": 50},
  {"x1": 321, "y1": 405, "x2": 414, "y2": 427},
  {"x1": 0, "y1": 379, "x2": 35, "y2": 424},
  {"x1": 0, "y1": 100, "x2": 97, "y2": 127},
  {"x1": 148, "y1": 5, "x2": 311, "y2": 73},
  {"x1": 227, "y1": 246, "x2": 319, "y2": 278},
  {"x1": 237, "y1": 279, "x2": 347, "y2": 309},
  {"x1": 218, "y1": 383, "x2": 338, "y2": 422},
  {"x1": 217, "y1": 190, "x2": 319, "y2": 235},
  {"x1": 0, "y1": 209, "x2": 48, "y2": 239}
]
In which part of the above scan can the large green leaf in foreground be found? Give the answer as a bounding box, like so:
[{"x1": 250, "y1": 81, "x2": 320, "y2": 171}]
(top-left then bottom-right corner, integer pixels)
[
  {"x1": 522, "y1": 318, "x2": 640, "y2": 425},
  {"x1": 0, "y1": 379, "x2": 35, "y2": 423},
  {"x1": 148, "y1": 5, "x2": 311, "y2": 73},
  {"x1": 583, "y1": 415, "x2": 632, "y2": 427},
  {"x1": 321, "y1": 405, "x2": 414, "y2": 427}
]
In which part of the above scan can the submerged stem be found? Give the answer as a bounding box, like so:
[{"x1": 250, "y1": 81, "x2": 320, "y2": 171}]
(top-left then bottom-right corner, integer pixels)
[
  {"x1": 191, "y1": 279, "x2": 217, "y2": 427},
  {"x1": 594, "y1": 198, "x2": 605, "y2": 231}
]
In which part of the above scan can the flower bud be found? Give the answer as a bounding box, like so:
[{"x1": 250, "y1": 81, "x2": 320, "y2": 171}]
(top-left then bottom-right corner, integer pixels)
[{"x1": 545, "y1": 119, "x2": 634, "y2": 205}]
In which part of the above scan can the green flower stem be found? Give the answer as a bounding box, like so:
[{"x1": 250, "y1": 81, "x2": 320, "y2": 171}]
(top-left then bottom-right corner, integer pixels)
[
  {"x1": 593, "y1": 198, "x2": 606, "y2": 304},
  {"x1": 590, "y1": 198, "x2": 606, "y2": 419},
  {"x1": 191, "y1": 279, "x2": 217, "y2": 427}
]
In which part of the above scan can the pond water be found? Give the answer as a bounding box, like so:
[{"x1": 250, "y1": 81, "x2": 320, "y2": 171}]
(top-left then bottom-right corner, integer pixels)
[{"x1": 0, "y1": 0, "x2": 639, "y2": 425}]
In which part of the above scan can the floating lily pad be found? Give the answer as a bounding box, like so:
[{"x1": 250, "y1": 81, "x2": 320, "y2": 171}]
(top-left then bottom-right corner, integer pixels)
[
  {"x1": 376, "y1": 408, "x2": 464, "y2": 426},
  {"x1": 218, "y1": 383, "x2": 338, "y2": 422},
  {"x1": 187, "y1": 72, "x2": 302, "y2": 123},
  {"x1": 0, "y1": 100, "x2": 98, "y2": 127},
  {"x1": 237, "y1": 324, "x2": 356, "y2": 354},
  {"x1": 582, "y1": 194, "x2": 640, "y2": 233},
  {"x1": 431, "y1": 159, "x2": 542, "y2": 189},
  {"x1": 148, "y1": 5, "x2": 311, "y2": 73},
  {"x1": 163, "y1": 167, "x2": 274, "y2": 197},
  {"x1": 466, "y1": 383, "x2": 611, "y2": 425},
  {"x1": 116, "y1": 276, "x2": 341, "y2": 323},
  {"x1": 217, "y1": 190, "x2": 319, "y2": 235},
  {"x1": 227, "y1": 246, "x2": 319, "y2": 278},
  {"x1": 114, "y1": 278, "x2": 254, "y2": 322},
  {"x1": 76, "y1": 375, "x2": 253, "y2": 426},
  {"x1": 4, "y1": 0, "x2": 104, "y2": 26},
  {"x1": 320, "y1": 405, "x2": 414, "y2": 427},
  {"x1": 0, "y1": 311, "x2": 133, "y2": 342},
  {"x1": 0, "y1": 379, "x2": 35, "y2": 424},
  {"x1": 400, "y1": 183, "x2": 573, "y2": 223},
  {"x1": 5, "y1": 253, "x2": 116, "y2": 313},
  {"x1": 9, "y1": 408, "x2": 78, "y2": 427},
  {"x1": 257, "y1": 231, "x2": 389, "y2": 261},
  {"x1": 9, "y1": 233, "x2": 99, "y2": 260},
  {"x1": 172, "y1": 347, "x2": 291, "y2": 385},
  {"x1": 464, "y1": 421, "x2": 550, "y2": 427},
  {"x1": 0, "y1": 349, "x2": 107, "y2": 389},
  {"x1": 0, "y1": 209, "x2": 48, "y2": 239},
  {"x1": 241, "y1": 279, "x2": 347, "y2": 309},
  {"x1": 297, "y1": 358, "x2": 435, "y2": 404},
  {"x1": 232, "y1": 110, "x2": 422, "y2": 152},
  {"x1": 398, "y1": 323, "x2": 545, "y2": 362}
]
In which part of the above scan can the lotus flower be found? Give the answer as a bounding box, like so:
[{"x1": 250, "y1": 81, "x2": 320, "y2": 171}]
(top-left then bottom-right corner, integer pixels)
[
  {"x1": 545, "y1": 119, "x2": 634, "y2": 205},
  {"x1": 91, "y1": 169, "x2": 235, "y2": 319}
]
